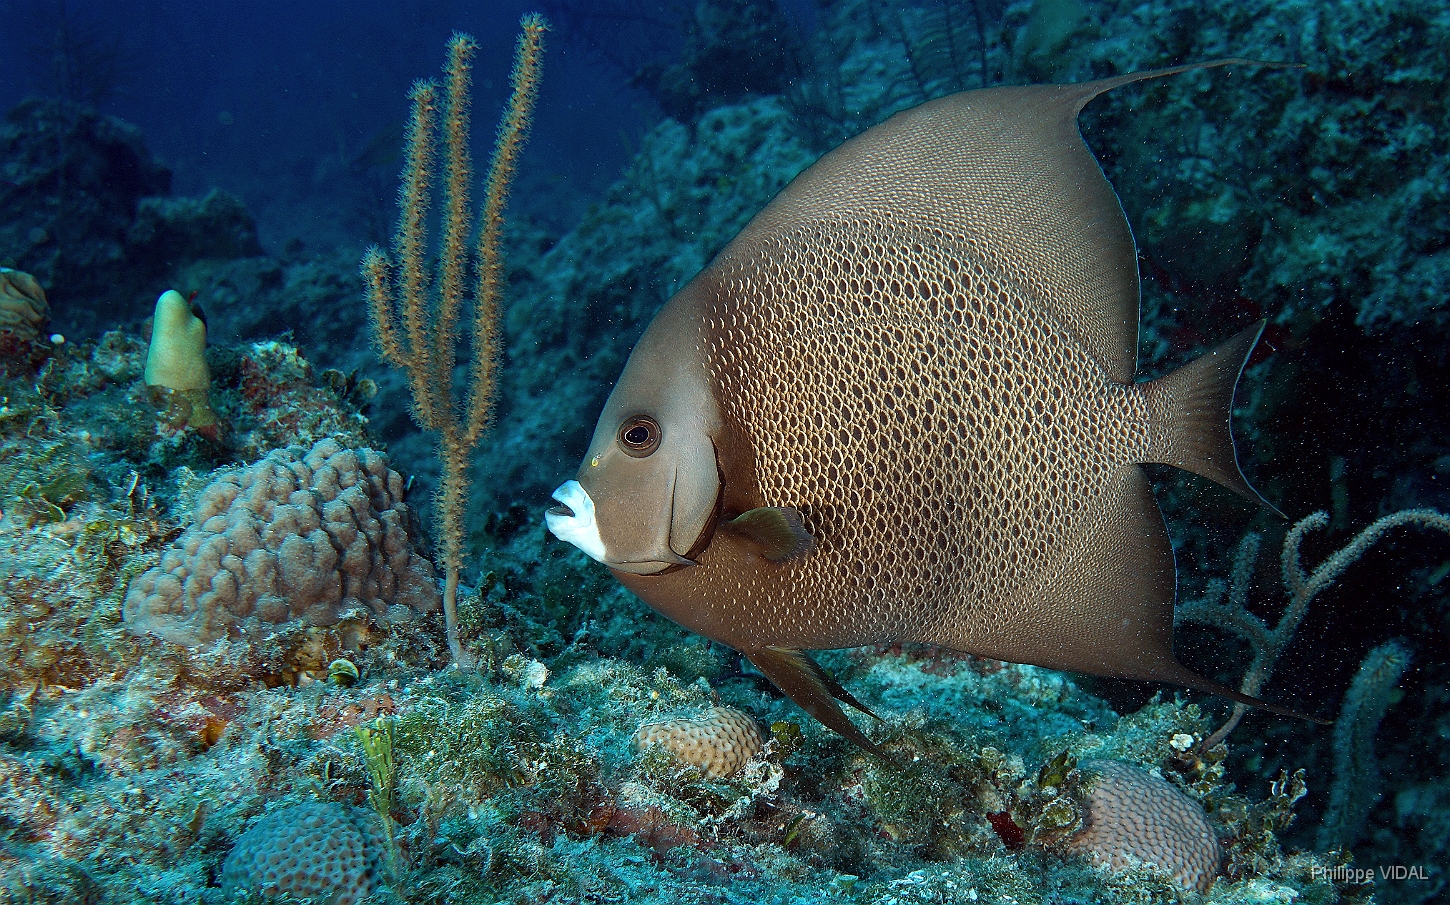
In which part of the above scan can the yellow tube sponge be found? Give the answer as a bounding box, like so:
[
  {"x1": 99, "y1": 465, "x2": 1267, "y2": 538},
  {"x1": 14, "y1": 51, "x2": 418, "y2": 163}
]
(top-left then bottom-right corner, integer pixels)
[
  {"x1": 145, "y1": 289, "x2": 217, "y2": 431},
  {"x1": 145, "y1": 290, "x2": 208, "y2": 389}
]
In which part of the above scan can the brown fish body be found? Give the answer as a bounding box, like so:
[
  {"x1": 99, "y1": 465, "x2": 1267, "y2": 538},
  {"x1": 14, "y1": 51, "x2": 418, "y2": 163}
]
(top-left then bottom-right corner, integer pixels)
[
  {"x1": 548, "y1": 61, "x2": 1306, "y2": 752},
  {"x1": 619, "y1": 224, "x2": 1195, "y2": 674}
]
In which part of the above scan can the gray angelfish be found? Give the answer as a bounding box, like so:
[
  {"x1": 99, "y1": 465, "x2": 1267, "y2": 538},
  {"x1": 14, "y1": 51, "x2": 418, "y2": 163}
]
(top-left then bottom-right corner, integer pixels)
[{"x1": 547, "y1": 60, "x2": 1311, "y2": 753}]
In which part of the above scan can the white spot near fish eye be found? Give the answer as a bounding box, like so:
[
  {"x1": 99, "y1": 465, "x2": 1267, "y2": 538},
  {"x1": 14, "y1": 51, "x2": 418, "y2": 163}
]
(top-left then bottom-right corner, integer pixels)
[{"x1": 546, "y1": 480, "x2": 608, "y2": 563}]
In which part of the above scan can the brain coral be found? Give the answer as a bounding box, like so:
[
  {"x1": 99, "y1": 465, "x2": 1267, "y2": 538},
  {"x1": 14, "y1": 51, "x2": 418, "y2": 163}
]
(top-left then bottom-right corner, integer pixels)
[
  {"x1": 634, "y1": 706, "x2": 765, "y2": 778},
  {"x1": 221, "y1": 800, "x2": 383, "y2": 905},
  {"x1": 1066, "y1": 759, "x2": 1221, "y2": 892},
  {"x1": 124, "y1": 439, "x2": 440, "y2": 646}
]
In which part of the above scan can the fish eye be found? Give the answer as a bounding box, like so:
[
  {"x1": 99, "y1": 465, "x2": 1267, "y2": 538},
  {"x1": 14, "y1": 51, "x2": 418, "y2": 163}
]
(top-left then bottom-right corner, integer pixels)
[{"x1": 618, "y1": 416, "x2": 661, "y2": 457}]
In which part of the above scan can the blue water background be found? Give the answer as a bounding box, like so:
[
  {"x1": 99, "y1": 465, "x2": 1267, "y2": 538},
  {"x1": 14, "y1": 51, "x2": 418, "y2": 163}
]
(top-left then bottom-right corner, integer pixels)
[{"x1": 0, "y1": 0, "x2": 680, "y2": 247}]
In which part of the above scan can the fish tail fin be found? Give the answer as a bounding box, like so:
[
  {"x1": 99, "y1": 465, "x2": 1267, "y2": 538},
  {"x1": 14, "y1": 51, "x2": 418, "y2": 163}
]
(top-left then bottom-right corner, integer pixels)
[
  {"x1": 745, "y1": 647, "x2": 886, "y2": 756},
  {"x1": 1141, "y1": 320, "x2": 1282, "y2": 516}
]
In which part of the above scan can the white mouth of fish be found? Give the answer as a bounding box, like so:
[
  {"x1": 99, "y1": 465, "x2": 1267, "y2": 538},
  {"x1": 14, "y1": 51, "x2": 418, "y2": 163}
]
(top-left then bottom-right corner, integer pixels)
[{"x1": 546, "y1": 480, "x2": 608, "y2": 564}]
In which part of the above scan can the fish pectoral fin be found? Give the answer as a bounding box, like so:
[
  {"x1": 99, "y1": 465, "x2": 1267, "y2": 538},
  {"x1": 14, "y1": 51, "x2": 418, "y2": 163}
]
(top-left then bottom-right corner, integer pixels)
[
  {"x1": 723, "y1": 508, "x2": 818, "y2": 562},
  {"x1": 746, "y1": 647, "x2": 885, "y2": 756}
]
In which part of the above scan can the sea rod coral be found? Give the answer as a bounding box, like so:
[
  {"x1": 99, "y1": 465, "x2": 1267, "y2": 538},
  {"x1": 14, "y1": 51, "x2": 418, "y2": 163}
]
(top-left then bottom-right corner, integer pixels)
[
  {"x1": 362, "y1": 15, "x2": 547, "y2": 666},
  {"x1": 1179, "y1": 507, "x2": 1450, "y2": 747}
]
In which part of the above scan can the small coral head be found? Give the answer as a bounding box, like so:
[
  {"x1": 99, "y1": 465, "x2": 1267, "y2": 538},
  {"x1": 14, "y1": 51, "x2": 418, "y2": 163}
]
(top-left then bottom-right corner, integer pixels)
[
  {"x1": 633, "y1": 706, "x2": 765, "y2": 778},
  {"x1": 1067, "y1": 759, "x2": 1221, "y2": 892},
  {"x1": 0, "y1": 267, "x2": 50, "y2": 341},
  {"x1": 145, "y1": 289, "x2": 210, "y2": 391}
]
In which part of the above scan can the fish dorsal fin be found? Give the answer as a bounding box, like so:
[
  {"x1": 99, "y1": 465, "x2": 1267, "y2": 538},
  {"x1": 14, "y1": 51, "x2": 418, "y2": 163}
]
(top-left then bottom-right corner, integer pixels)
[
  {"x1": 746, "y1": 647, "x2": 885, "y2": 756},
  {"x1": 724, "y1": 507, "x2": 817, "y2": 562},
  {"x1": 728, "y1": 59, "x2": 1262, "y2": 383}
]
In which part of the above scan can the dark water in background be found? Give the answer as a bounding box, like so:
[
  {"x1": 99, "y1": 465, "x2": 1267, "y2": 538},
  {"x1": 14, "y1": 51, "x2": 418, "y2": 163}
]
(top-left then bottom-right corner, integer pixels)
[{"x1": 0, "y1": 0, "x2": 667, "y2": 248}]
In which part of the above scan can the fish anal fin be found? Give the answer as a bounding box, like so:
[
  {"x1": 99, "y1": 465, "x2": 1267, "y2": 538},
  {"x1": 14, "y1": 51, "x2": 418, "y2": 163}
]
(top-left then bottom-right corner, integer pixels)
[
  {"x1": 1141, "y1": 320, "x2": 1282, "y2": 515},
  {"x1": 746, "y1": 647, "x2": 884, "y2": 756},
  {"x1": 930, "y1": 465, "x2": 1179, "y2": 681},
  {"x1": 725, "y1": 507, "x2": 818, "y2": 562},
  {"x1": 1150, "y1": 660, "x2": 1329, "y2": 724},
  {"x1": 927, "y1": 465, "x2": 1319, "y2": 722}
]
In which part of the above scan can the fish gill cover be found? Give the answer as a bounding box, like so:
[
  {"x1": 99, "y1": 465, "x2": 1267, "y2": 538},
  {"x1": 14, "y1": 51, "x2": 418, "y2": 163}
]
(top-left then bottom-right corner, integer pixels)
[{"x1": 0, "y1": 1, "x2": 1446, "y2": 904}]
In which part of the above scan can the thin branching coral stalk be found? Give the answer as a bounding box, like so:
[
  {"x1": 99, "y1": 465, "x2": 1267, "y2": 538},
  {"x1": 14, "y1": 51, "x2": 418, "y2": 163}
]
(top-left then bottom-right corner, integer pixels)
[
  {"x1": 1178, "y1": 507, "x2": 1449, "y2": 748},
  {"x1": 363, "y1": 15, "x2": 548, "y2": 666},
  {"x1": 1317, "y1": 639, "x2": 1412, "y2": 851}
]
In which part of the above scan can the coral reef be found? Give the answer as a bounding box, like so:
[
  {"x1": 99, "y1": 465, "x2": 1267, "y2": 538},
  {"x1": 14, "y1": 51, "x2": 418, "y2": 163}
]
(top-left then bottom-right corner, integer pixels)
[
  {"x1": 0, "y1": 98, "x2": 269, "y2": 336},
  {"x1": 127, "y1": 189, "x2": 264, "y2": 267},
  {"x1": 636, "y1": 0, "x2": 803, "y2": 122},
  {"x1": 0, "y1": 316, "x2": 409, "y2": 694},
  {"x1": 0, "y1": 99, "x2": 171, "y2": 326},
  {"x1": 0, "y1": 1, "x2": 1446, "y2": 903},
  {"x1": 123, "y1": 438, "x2": 440, "y2": 647}
]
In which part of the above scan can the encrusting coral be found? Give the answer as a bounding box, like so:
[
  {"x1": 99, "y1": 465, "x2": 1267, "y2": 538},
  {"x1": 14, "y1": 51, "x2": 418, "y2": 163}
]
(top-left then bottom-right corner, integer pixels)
[
  {"x1": 633, "y1": 705, "x2": 766, "y2": 778},
  {"x1": 122, "y1": 438, "x2": 440, "y2": 646},
  {"x1": 143, "y1": 288, "x2": 218, "y2": 433},
  {"x1": 0, "y1": 267, "x2": 49, "y2": 341}
]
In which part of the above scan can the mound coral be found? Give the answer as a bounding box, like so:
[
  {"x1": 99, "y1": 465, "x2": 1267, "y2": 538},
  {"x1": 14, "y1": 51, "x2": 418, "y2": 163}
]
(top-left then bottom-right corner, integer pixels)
[
  {"x1": 221, "y1": 800, "x2": 385, "y2": 905},
  {"x1": 123, "y1": 438, "x2": 440, "y2": 646},
  {"x1": 1066, "y1": 759, "x2": 1221, "y2": 892},
  {"x1": 633, "y1": 706, "x2": 765, "y2": 778}
]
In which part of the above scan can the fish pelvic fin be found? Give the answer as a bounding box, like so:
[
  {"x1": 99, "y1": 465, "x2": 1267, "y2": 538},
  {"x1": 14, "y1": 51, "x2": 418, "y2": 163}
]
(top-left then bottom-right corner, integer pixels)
[
  {"x1": 1140, "y1": 320, "x2": 1283, "y2": 516},
  {"x1": 746, "y1": 647, "x2": 885, "y2": 756}
]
